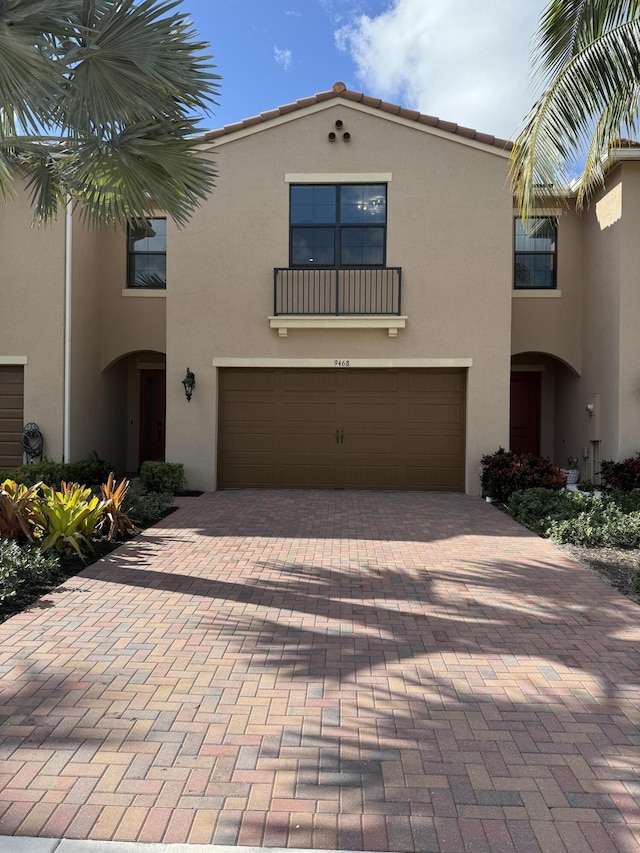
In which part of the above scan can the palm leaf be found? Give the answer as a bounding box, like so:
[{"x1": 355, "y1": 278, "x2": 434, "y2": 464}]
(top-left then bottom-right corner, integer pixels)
[{"x1": 511, "y1": 11, "x2": 640, "y2": 218}]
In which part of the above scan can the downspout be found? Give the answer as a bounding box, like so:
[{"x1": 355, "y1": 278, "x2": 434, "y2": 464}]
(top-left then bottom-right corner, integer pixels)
[{"x1": 63, "y1": 195, "x2": 72, "y2": 463}]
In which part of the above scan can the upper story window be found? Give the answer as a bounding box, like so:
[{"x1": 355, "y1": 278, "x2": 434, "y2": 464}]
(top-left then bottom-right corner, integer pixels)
[
  {"x1": 290, "y1": 184, "x2": 387, "y2": 267},
  {"x1": 128, "y1": 217, "x2": 166, "y2": 288},
  {"x1": 514, "y1": 216, "x2": 557, "y2": 289}
]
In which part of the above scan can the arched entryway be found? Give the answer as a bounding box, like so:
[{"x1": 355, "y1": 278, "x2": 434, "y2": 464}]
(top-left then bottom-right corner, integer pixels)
[
  {"x1": 103, "y1": 350, "x2": 166, "y2": 472},
  {"x1": 510, "y1": 352, "x2": 580, "y2": 466}
]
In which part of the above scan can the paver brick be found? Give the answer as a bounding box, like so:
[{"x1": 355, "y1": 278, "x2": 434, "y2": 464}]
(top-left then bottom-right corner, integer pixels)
[{"x1": 1, "y1": 490, "x2": 639, "y2": 852}]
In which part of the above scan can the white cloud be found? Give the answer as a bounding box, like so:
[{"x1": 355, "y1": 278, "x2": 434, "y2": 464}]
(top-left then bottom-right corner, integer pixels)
[
  {"x1": 274, "y1": 45, "x2": 293, "y2": 71},
  {"x1": 284, "y1": 9, "x2": 302, "y2": 16},
  {"x1": 335, "y1": 0, "x2": 548, "y2": 140}
]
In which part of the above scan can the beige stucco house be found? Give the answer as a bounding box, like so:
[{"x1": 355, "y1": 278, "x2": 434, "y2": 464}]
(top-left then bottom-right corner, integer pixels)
[{"x1": 1, "y1": 83, "x2": 639, "y2": 493}]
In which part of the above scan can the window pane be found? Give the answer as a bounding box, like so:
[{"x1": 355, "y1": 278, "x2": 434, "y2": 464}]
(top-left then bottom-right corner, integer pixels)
[
  {"x1": 340, "y1": 227, "x2": 385, "y2": 265},
  {"x1": 130, "y1": 254, "x2": 167, "y2": 288},
  {"x1": 129, "y1": 217, "x2": 166, "y2": 252},
  {"x1": 291, "y1": 227, "x2": 335, "y2": 265},
  {"x1": 340, "y1": 185, "x2": 386, "y2": 224},
  {"x1": 291, "y1": 185, "x2": 336, "y2": 224},
  {"x1": 514, "y1": 253, "x2": 554, "y2": 289},
  {"x1": 515, "y1": 217, "x2": 556, "y2": 252}
]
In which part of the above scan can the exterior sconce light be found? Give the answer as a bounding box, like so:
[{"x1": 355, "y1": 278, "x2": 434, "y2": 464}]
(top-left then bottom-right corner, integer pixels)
[
  {"x1": 585, "y1": 403, "x2": 595, "y2": 414},
  {"x1": 182, "y1": 367, "x2": 195, "y2": 402}
]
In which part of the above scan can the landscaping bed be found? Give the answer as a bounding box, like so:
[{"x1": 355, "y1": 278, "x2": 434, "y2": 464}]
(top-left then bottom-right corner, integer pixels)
[
  {"x1": 560, "y1": 543, "x2": 640, "y2": 604},
  {"x1": 0, "y1": 459, "x2": 185, "y2": 625}
]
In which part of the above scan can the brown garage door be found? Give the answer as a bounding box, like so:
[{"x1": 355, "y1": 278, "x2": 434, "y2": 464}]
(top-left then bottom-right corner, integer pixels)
[
  {"x1": 0, "y1": 366, "x2": 24, "y2": 469},
  {"x1": 218, "y1": 368, "x2": 465, "y2": 491}
]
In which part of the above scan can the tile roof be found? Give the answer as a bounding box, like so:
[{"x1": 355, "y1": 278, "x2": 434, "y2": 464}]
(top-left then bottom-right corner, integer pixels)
[{"x1": 201, "y1": 81, "x2": 513, "y2": 151}]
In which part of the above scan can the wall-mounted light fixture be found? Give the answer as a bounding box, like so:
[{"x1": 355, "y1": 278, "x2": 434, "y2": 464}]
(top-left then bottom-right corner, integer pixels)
[
  {"x1": 586, "y1": 403, "x2": 595, "y2": 414},
  {"x1": 182, "y1": 367, "x2": 195, "y2": 402}
]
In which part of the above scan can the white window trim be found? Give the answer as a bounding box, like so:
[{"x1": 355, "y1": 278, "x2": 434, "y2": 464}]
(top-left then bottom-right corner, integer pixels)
[
  {"x1": 512, "y1": 290, "x2": 562, "y2": 298},
  {"x1": 285, "y1": 172, "x2": 392, "y2": 183},
  {"x1": 0, "y1": 356, "x2": 28, "y2": 364},
  {"x1": 121, "y1": 289, "x2": 166, "y2": 298}
]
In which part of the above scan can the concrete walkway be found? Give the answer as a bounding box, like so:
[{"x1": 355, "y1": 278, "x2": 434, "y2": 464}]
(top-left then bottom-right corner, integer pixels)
[{"x1": 0, "y1": 490, "x2": 639, "y2": 852}]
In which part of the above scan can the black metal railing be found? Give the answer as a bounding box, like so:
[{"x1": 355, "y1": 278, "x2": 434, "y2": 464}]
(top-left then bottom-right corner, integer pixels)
[{"x1": 273, "y1": 267, "x2": 402, "y2": 316}]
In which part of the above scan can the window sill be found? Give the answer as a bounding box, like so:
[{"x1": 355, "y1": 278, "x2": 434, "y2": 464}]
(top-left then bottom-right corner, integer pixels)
[
  {"x1": 122, "y1": 289, "x2": 166, "y2": 298},
  {"x1": 512, "y1": 290, "x2": 562, "y2": 298},
  {"x1": 269, "y1": 315, "x2": 407, "y2": 338}
]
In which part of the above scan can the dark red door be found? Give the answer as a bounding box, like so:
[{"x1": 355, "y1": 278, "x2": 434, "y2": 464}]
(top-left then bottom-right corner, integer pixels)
[
  {"x1": 510, "y1": 371, "x2": 541, "y2": 456},
  {"x1": 139, "y1": 369, "x2": 166, "y2": 465}
]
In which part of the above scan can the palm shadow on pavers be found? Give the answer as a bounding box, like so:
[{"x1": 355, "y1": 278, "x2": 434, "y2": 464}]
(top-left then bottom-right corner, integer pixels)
[{"x1": 0, "y1": 490, "x2": 639, "y2": 850}]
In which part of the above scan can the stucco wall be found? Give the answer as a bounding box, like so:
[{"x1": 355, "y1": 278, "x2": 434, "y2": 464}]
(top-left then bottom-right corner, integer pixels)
[
  {"x1": 166, "y1": 102, "x2": 514, "y2": 493},
  {"x1": 0, "y1": 186, "x2": 65, "y2": 460}
]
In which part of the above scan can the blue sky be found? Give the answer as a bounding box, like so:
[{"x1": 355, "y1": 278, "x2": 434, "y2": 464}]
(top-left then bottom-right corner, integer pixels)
[{"x1": 183, "y1": 0, "x2": 549, "y2": 141}]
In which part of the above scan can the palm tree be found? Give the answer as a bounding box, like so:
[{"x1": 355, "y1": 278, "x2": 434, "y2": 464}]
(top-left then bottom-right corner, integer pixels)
[
  {"x1": 0, "y1": 0, "x2": 220, "y2": 227},
  {"x1": 510, "y1": 0, "x2": 640, "y2": 220}
]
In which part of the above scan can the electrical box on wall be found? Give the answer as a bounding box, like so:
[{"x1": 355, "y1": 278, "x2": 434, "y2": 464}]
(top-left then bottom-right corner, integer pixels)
[{"x1": 587, "y1": 394, "x2": 601, "y2": 442}]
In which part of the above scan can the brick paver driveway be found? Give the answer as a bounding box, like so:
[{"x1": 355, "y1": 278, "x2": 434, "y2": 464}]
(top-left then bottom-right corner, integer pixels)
[{"x1": 1, "y1": 491, "x2": 639, "y2": 852}]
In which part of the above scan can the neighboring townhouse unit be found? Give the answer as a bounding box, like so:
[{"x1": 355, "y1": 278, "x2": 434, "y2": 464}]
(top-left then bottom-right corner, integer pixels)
[{"x1": 1, "y1": 83, "x2": 639, "y2": 494}]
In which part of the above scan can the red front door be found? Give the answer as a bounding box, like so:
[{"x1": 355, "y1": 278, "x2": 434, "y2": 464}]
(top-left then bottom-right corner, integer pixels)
[
  {"x1": 139, "y1": 369, "x2": 166, "y2": 466},
  {"x1": 510, "y1": 371, "x2": 541, "y2": 456}
]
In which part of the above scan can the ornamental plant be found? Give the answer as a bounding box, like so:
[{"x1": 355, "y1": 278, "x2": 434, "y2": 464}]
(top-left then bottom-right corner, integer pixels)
[
  {"x1": 0, "y1": 479, "x2": 41, "y2": 541},
  {"x1": 600, "y1": 454, "x2": 640, "y2": 491},
  {"x1": 32, "y1": 482, "x2": 108, "y2": 558},
  {"x1": 480, "y1": 448, "x2": 566, "y2": 502}
]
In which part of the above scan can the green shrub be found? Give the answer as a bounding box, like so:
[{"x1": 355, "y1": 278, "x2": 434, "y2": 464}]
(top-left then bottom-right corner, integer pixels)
[
  {"x1": 549, "y1": 504, "x2": 640, "y2": 548},
  {"x1": 124, "y1": 488, "x2": 174, "y2": 527},
  {"x1": 600, "y1": 454, "x2": 640, "y2": 491},
  {"x1": 481, "y1": 448, "x2": 567, "y2": 502},
  {"x1": 0, "y1": 540, "x2": 60, "y2": 603},
  {"x1": 140, "y1": 461, "x2": 185, "y2": 494},
  {"x1": 0, "y1": 455, "x2": 112, "y2": 489},
  {"x1": 507, "y1": 488, "x2": 585, "y2": 535}
]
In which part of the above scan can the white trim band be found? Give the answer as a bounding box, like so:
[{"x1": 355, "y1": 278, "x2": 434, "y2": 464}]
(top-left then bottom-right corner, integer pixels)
[
  {"x1": 213, "y1": 357, "x2": 473, "y2": 368},
  {"x1": 269, "y1": 315, "x2": 407, "y2": 337},
  {"x1": 0, "y1": 356, "x2": 28, "y2": 365}
]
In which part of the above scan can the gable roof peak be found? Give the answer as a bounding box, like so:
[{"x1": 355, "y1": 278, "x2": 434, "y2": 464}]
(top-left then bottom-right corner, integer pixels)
[{"x1": 201, "y1": 83, "x2": 513, "y2": 152}]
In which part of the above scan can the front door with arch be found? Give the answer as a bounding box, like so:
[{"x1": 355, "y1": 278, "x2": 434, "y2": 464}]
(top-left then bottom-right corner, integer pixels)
[{"x1": 139, "y1": 369, "x2": 166, "y2": 465}]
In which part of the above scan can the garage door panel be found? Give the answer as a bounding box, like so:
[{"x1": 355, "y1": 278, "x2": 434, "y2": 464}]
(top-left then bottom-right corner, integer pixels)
[
  {"x1": 343, "y1": 465, "x2": 399, "y2": 488},
  {"x1": 221, "y1": 370, "x2": 277, "y2": 392},
  {"x1": 344, "y1": 402, "x2": 399, "y2": 423},
  {"x1": 407, "y1": 466, "x2": 464, "y2": 490},
  {"x1": 284, "y1": 371, "x2": 338, "y2": 392},
  {"x1": 282, "y1": 401, "x2": 338, "y2": 423},
  {"x1": 282, "y1": 432, "x2": 337, "y2": 453},
  {"x1": 0, "y1": 366, "x2": 24, "y2": 469},
  {"x1": 345, "y1": 372, "x2": 400, "y2": 393},
  {"x1": 343, "y1": 433, "x2": 399, "y2": 455},
  {"x1": 408, "y1": 370, "x2": 465, "y2": 393},
  {"x1": 218, "y1": 368, "x2": 465, "y2": 491},
  {"x1": 281, "y1": 465, "x2": 337, "y2": 486},
  {"x1": 222, "y1": 401, "x2": 276, "y2": 423},
  {"x1": 222, "y1": 432, "x2": 276, "y2": 453},
  {"x1": 408, "y1": 403, "x2": 464, "y2": 425},
  {"x1": 219, "y1": 463, "x2": 276, "y2": 487}
]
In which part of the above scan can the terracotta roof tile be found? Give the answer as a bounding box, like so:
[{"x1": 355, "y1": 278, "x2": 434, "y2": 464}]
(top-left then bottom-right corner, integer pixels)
[{"x1": 200, "y1": 82, "x2": 513, "y2": 151}]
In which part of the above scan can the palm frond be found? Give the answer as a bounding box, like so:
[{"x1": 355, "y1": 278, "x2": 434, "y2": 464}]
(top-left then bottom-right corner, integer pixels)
[
  {"x1": 57, "y1": 0, "x2": 220, "y2": 134},
  {"x1": 63, "y1": 120, "x2": 217, "y2": 228},
  {"x1": 534, "y1": 0, "x2": 640, "y2": 80},
  {"x1": 511, "y1": 14, "x2": 640, "y2": 218}
]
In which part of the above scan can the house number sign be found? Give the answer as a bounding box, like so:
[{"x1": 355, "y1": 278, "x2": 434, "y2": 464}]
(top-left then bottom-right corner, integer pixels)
[{"x1": 334, "y1": 359, "x2": 351, "y2": 368}]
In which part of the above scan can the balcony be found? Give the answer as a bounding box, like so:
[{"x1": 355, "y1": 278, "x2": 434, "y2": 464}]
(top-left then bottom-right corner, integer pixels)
[
  {"x1": 270, "y1": 267, "x2": 405, "y2": 337},
  {"x1": 274, "y1": 267, "x2": 401, "y2": 315}
]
